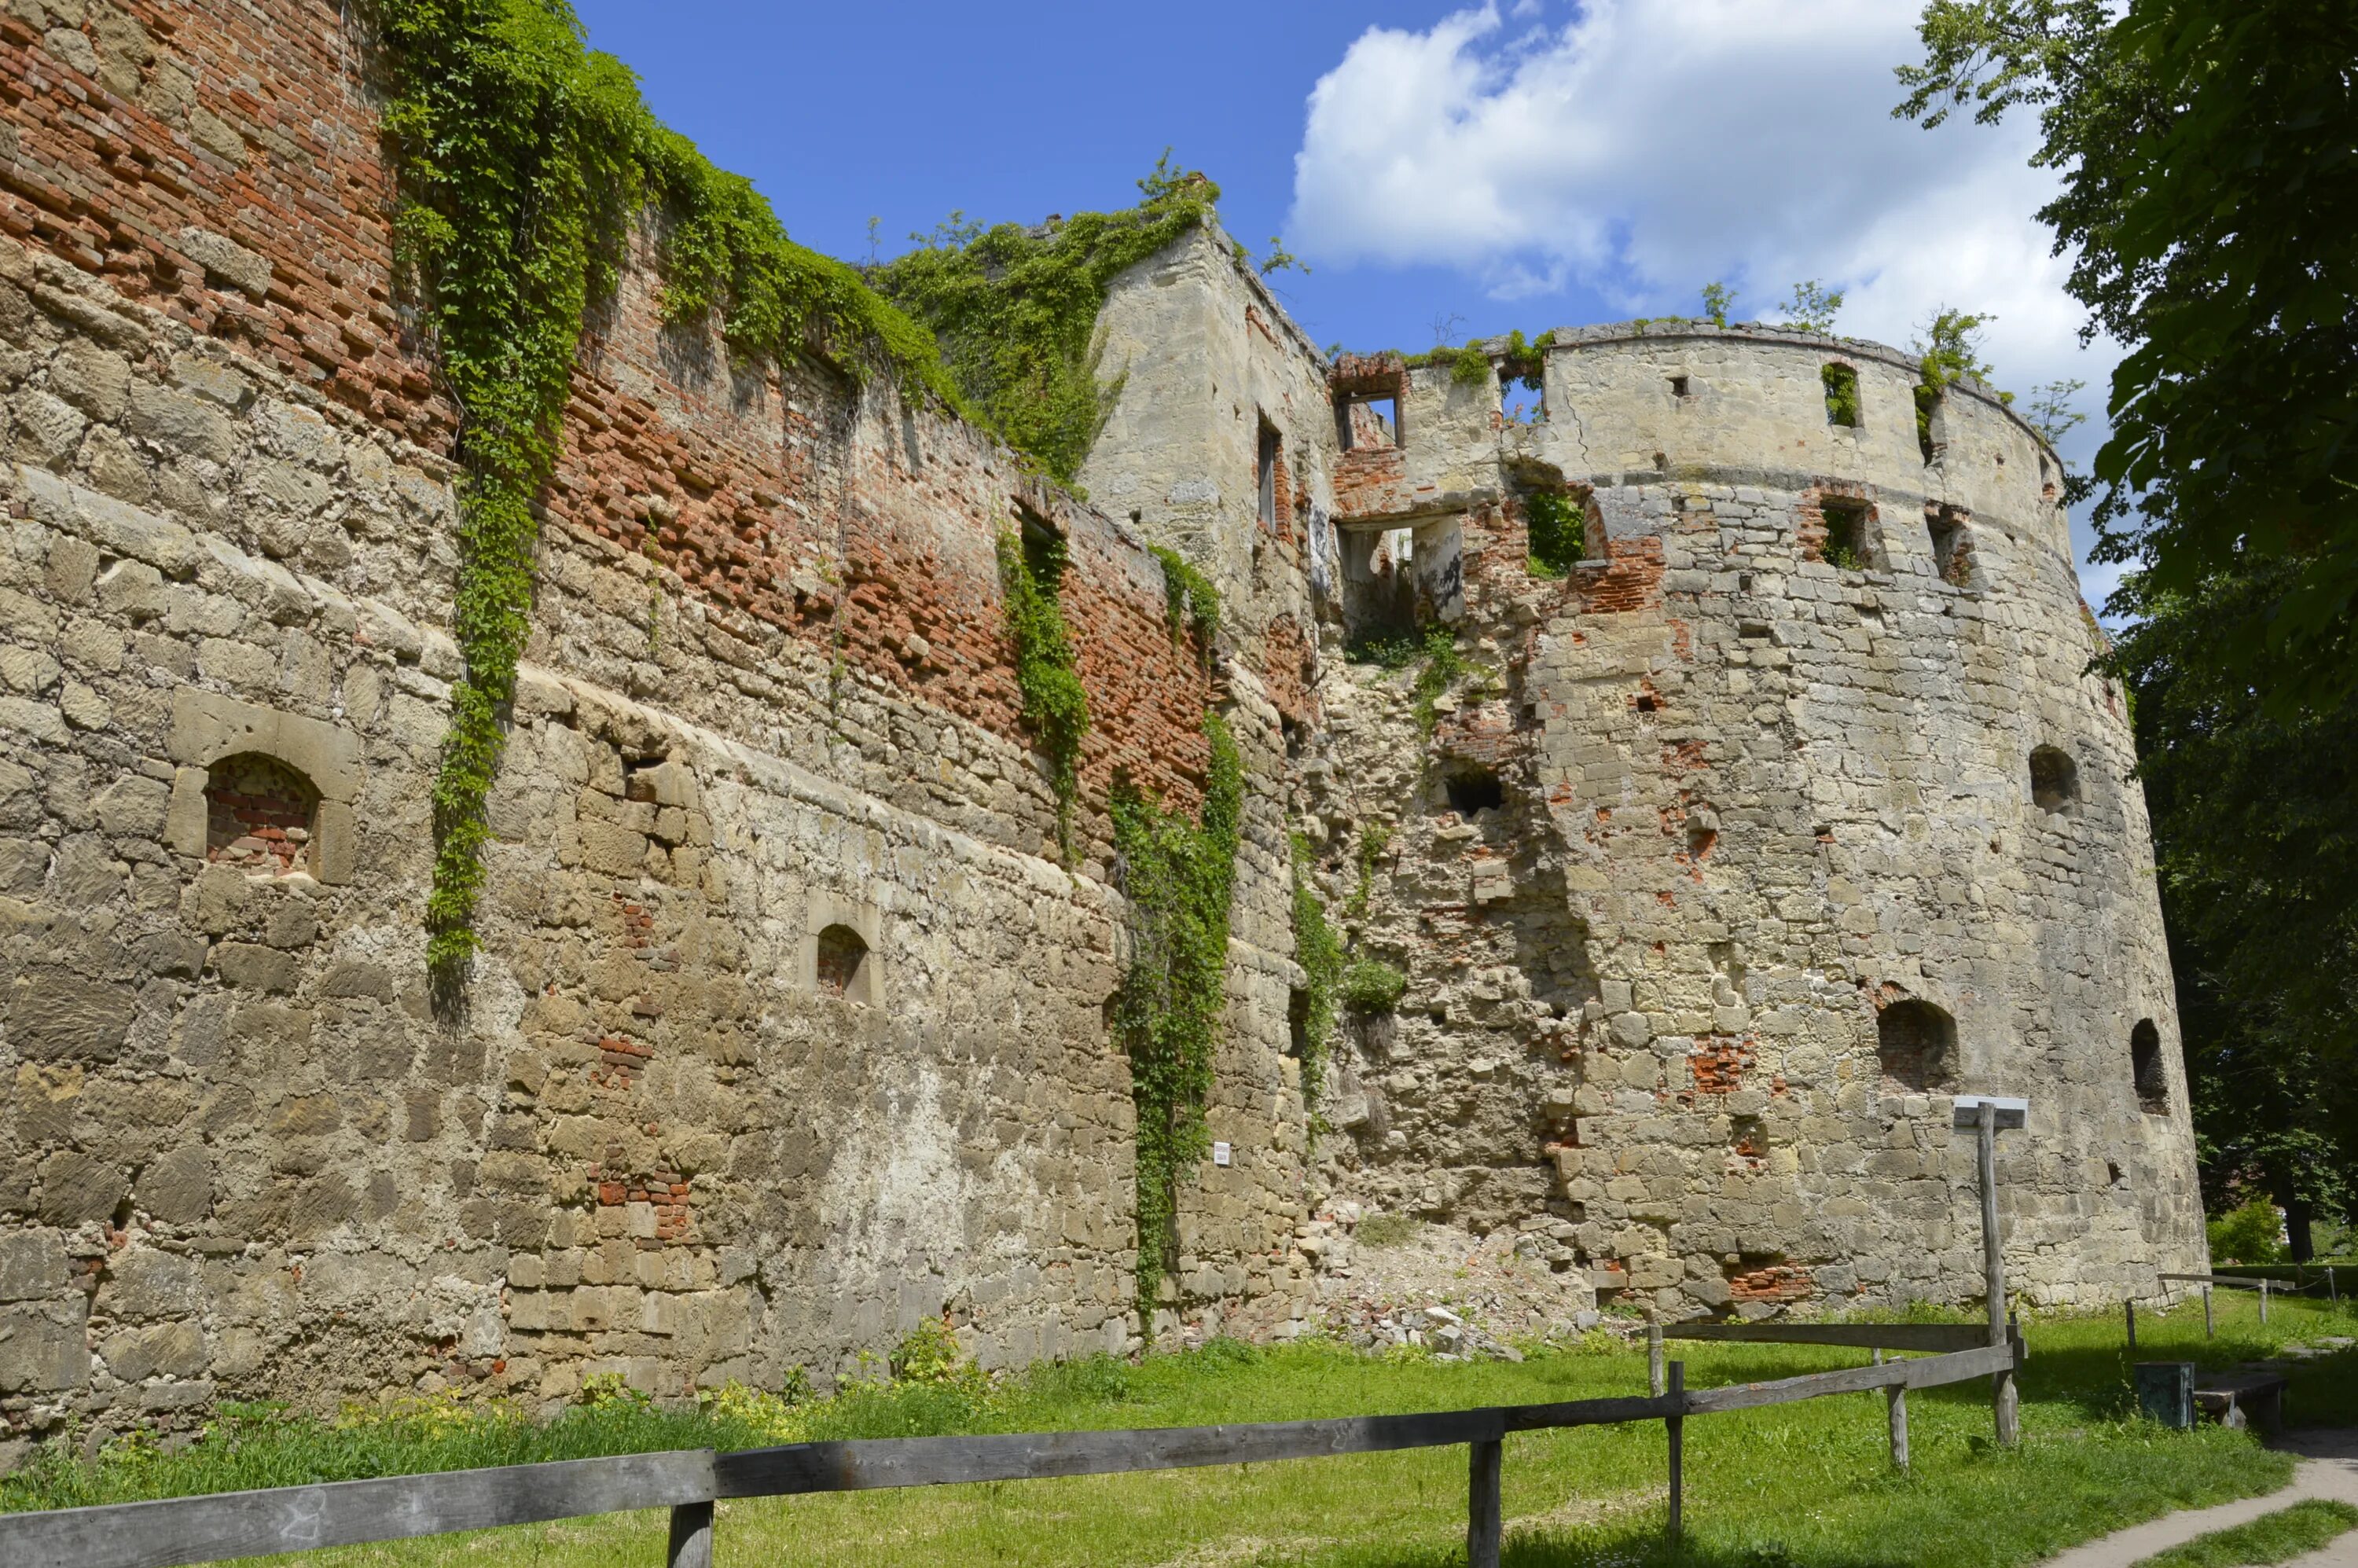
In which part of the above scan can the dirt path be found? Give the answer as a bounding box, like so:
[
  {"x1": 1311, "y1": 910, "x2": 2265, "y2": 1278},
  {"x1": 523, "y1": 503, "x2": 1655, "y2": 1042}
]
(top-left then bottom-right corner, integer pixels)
[{"x1": 2039, "y1": 1430, "x2": 2358, "y2": 1568}]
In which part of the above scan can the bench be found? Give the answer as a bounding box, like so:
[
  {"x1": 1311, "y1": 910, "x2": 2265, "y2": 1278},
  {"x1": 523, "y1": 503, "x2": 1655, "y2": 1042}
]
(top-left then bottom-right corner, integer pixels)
[{"x1": 2195, "y1": 1369, "x2": 2287, "y2": 1432}]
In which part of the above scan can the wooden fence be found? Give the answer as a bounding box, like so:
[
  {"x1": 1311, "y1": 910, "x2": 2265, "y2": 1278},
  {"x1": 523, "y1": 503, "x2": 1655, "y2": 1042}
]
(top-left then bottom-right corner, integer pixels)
[{"x1": 0, "y1": 1336, "x2": 2024, "y2": 1568}]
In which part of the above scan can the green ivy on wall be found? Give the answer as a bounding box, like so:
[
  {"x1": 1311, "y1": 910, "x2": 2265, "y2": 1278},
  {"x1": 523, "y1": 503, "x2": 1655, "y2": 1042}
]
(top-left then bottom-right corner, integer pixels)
[
  {"x1": 1524, "y1": 489, "x2": 1586, "y2": 578},
  {"x1": 377, "y1": 0, "x2": 957, "y2": 979},
  {"x1": 1289, "y1": 836, "x2": 1342, "y2": 1114},
  {"x1": 874, "y1": 156, "x2": 1218, "y2": 487},
  {"x1": 995, "y1": 527, "x2": 1091, "y2": 861},
  {"x1": 1148, "y1": 544, "x2": 1220, "y2": 658},
  {"x1": 1110, "y1": 712, "x2": 1243, "y2": 1320}
]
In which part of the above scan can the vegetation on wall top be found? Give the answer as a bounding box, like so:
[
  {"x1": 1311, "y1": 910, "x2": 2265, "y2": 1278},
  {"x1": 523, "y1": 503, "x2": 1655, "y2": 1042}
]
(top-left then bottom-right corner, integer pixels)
[
  {"x1": 872, "y1": 157, "x2": 1220, "y2": 485},
  {"x1": 377, "y1": 0, "x2": 956, "y2": 977}
]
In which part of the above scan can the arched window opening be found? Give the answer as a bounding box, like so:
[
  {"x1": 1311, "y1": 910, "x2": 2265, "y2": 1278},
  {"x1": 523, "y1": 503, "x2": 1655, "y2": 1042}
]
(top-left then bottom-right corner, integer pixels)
[
  {"x1": 1821, "y1": 363, "x2": 1861, "y2": 428},
  {"x1": 2131, "y1": 1019, "x2": 2167, "y2": 1113},
  {"x1": 1876, "y1": 998, "x2": 1957, "y2": 1092},
  {"x1": 816, "y1": 924, "x2": 871, "y2": 1003},
  {"x1": 204, "y1": 752, "x2": 319, "y2": 877},
  {"x1": 2029, "y1": 745, "x2": 2081, "y2": 813}
]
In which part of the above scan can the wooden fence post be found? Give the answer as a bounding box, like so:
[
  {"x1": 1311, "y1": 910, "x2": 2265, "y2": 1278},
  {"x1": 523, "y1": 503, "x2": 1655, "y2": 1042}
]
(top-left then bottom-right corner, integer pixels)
[
  {"x1": 1976, "y1": 1101, "x2": 2019, "y2": 1447},
  {"x1": 2331, "y1": 1267, "x2": 2339, "y2": 1305},
  {"x1": 1666, "y1": 1361, "x2": 1685, "y2": 1541},
  {"x1": 1467, "y1": 1439, "x2": 1503, "y2": 1568},
  {"x1": 666, "y1": 1501, "x2": 713, "y2": 1568},
  {"x1": 2125, "y1": 1298, "x2": 2136, "y2": 1353},
  {"x1": 1649, "y1": 1321, "x2": 1665, "y2": 1398},
  {"x1": 2204, "y1": 1285, "x2": 2214, "y2": 1338},
  {"x1": 1874, "y1": 1350, "x2": 1908, "y2": 1470},
  {"x1": 2260, "y1": 1279, "x2": 2270, "y2": 1324}
]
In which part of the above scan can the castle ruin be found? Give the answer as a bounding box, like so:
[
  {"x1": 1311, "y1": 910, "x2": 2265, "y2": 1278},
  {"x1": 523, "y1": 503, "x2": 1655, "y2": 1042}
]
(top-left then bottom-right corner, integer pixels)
[{"x1": 0, "y1": 2, "x2": 2202, "y2": 1448}]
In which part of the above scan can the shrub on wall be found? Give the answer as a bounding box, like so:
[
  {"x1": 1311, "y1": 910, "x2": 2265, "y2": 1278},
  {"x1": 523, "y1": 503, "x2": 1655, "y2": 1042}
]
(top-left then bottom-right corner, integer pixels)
[{"x1": 995, "y1": 529, "x2": 1091, "y2": 860}]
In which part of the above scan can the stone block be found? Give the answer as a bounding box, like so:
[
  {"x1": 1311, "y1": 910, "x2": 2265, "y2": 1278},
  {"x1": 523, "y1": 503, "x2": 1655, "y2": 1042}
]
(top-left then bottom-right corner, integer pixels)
[
  {"x1": 0, "y1": 1231, "x2": 67, "y2": 1301},
  {"x1": 0, "y1": 1299, "x2": 87, "y2": 1391}
]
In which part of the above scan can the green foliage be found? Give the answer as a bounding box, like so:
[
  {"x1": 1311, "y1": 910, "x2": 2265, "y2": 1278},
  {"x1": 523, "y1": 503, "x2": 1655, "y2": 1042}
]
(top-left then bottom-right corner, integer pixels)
[
  {"x1": 1497, "y1": 328, "x2": 1557, "y2": 391},
  {"x1": 1255, "y1": 235, "x2": 1309, "y2": 276},
  {"x1": 996, "y1": 529, "x2": 1091, "y2": 861},
  {"x1": 378, "y1": 0, "x2": 953, "y2": 978},
  {"x1": 888, "y1": 1318, "x2": 980, "y2": 1387},
  {"x1": 2207, "y1": 1200, "x2": 2288, "y2": 1266},
  {"x1": 1110, "y1": 712, "x2": 1243, "y2": 1316},
  {"x1": 1701, "y1": 280, "x2": 1738, "y2": 327},
  {"x1": 2026, "y1": 378, "x2": 2088, "y2": 446},
  {"x1": 1911, "y1": 307, "x2": 1999, "y2": 454},
  {"x1": 1524, "y1": 487, "x2": 1586, "y2": 578},
  {"x1": 1148, "y1": 544, "x2": 1219, "y2": 656},
  {"x1": 873, "y1": 154, "x2": 1218, "y2": 483},
  {"x1": 2136, "y1": 1500, "x2": 2358, "y2": 1568},
  {"x1": 1289, "y1": 838, "x2": 1343, "y2": 1113},
  {"x1": 1340, "y1": 957, "x2": 1408, "y2": 1015},
  {"x1": 1821, "y1": 362, "x2": 1863, "y2": 428},
  {"x1": 1780, "y1": 279, "x2": 1846, "y2": 332},
  {"x1": 1898, "y1": 0, "x2": 2358, "y2": 712},
  {"x1": 1821, "y1": 506, "x2": 1870, "y2": 571},
  {"x1": 1343, "y1": 631, "x2": 1422, "y2": 668},
  {"x1": 2106, "y1": 559, "x2": 2356, "y2": 1253},
  {"x1": 1355, "y1": 1211, "x2": 1423, "y2": 1248},
  {"x1": 1405, "y1": 343, "x2": 1493, "y2": 385},
  {"x1": 1409, "y1": 626, "x2": 1465, "y2": 736}
]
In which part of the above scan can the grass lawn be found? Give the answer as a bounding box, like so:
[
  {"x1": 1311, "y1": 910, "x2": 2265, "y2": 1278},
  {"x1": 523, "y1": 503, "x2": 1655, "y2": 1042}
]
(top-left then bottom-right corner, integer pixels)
[
  {"x1": 8, "y1": 1292, "x2": 2353, "y2": 1568},
  {"x1": 2133, "y1": 1500, "x2": 2358, "y2": 1568}
]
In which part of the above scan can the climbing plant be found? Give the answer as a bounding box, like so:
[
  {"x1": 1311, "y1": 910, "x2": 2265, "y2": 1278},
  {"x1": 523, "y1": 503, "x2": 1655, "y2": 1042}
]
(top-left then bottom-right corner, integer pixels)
[
  {"x1": 1110, "y1": 713, "x2": 1243, "y2": 1317},
  {"x1": 1289, "y1": 835, "x2": 1343, "y2": 1114},
  {"x1": 996, "y1": 528, "x2": 1091, "y2": 861},
  {"x1": 1340, "y1": 957, "x2": 1408, "y2": 1015},
  {"x1": 1148, "y1": 545, "x2": 1220, "y2": 661},
  {"x1": 1524, "y1": 489, "x2": 1585, "y2": 578},
  {"x1": 874, "y1": 155, "x2": 1219, "y2": 485},
  {"x1": 376, "y1": 0, "x2": 953, "y2": 977}
]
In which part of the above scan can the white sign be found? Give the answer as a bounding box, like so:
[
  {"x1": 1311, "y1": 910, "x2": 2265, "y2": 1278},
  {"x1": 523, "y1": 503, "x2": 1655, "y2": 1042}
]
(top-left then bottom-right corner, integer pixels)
[{"x1": 1211, "y1": 1141, "x2": 1232, "y2": 1167}]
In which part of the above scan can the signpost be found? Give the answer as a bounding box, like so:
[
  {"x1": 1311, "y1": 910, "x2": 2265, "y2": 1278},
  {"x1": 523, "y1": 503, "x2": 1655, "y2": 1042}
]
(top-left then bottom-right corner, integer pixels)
[{"x1": 1954, "y1": 1095, "x2": 2027, "y2": 1447}]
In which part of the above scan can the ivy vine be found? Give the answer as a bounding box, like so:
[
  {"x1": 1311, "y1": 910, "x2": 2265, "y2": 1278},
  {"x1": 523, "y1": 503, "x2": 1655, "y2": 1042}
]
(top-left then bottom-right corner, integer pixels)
[
  {"x1": 1110, "y1": 712, "x2": 1243, "y2": 1320},
  {"x1": 377, "y1": 0, "x2": 955, "y2": 977},
  {"x1": 1289, "y1": 836, "x2": 1342, "y2": 1114},
  {"x1": 873, "y1": 156, "x2": 1218, "y2": 485},
  {"x1": 996, "y1": 528, "x2": 1090, "y2": 861},
  {"x1": 1149, "y1": 544, "x2": 1221, "y2": 659}
]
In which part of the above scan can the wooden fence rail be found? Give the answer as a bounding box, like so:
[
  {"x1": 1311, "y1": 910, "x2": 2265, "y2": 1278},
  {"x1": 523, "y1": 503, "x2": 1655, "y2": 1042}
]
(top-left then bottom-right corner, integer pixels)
[{"x1": 0, "y1": 1338, "x2": 2024, "y2": 1568}]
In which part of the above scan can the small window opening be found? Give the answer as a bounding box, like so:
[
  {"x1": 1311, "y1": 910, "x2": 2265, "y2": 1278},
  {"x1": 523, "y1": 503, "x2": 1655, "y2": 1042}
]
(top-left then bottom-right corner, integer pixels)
[
  {"x1": 1337, "y1": 394, "x2": 1401, "y2": 452},
  {"x1": 1914, "y1": 384, "x2": 1943, "y2": 464},
  {"x1": 1926, "y1": 504, "x2": 1965, "y2": 584},
  {"x1": 1821, "y1": 363, "x2": 1861, "y2": 428},
  {"x1": 816, "y1": 924, "x2": 870, "y2": 1001},
  {"x1": 1522, "y1": 485, "x2": 1588, "y2": 578},
  {"x1": 1820, "y1": 500, "x2": 1873, "y2": 571},
  {"x1": 1287, "y1": 987, "x2": 1310, "y2": 1059},
  {"x1": 2029, "y1": 745, "x2": 2080, "y2": 813},
  {"x1": 2131, "y1": 1019, "x2": 2167, "y2": 1113},
  {"x1": 1256, "y1": 419, "x2": 1281, "y2": 531},
  {"x1": 1669, "y1": 375, "x2": 1691, "y2": 399},
  {"x1": 2107, "y1": 1160, "x2": 2125, "y2": 1187},
  {"x1": 204, "y1": 753, "x2": 319, "y2": 876},
  {"x1": 1875, "y1": 997, "x2": 1957, "y2": 1092},
  {"x1": 1445, "y1": 764, "x2": 1504, "y2": 818}
]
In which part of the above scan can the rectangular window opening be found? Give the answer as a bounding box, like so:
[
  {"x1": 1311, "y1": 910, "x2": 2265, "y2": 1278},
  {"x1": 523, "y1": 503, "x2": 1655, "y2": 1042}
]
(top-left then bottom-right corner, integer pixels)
[
  {"x1": 1926, "y1": 504, "x2": 1964, "y2": 584},
  {"x1": 1821, "y1": 500, "x2": 1873, "y2": 571},
  {"x1": 1257, "y1": 419, "x2": 1282, "y2": 531},
  {"x1": 1336, "y1": 394, "x2": 1400, "y2": 452},
  {"x1": 1821, "y1": 363, "x2": 1861, "y2": 428},
  {"x1": 1669, "y1": 375, "x2": 1691, "y2": 399}
]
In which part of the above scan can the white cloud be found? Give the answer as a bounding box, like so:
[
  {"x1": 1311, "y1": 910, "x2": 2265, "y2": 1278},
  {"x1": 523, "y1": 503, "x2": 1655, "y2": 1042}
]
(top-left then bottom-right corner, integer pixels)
[
  {"x1": 1288, "y1": 0, "x2": 2129, "y2": 597},
  {"x1": 1289, "y1": 1, "x2": 2117, "y2": 461}
]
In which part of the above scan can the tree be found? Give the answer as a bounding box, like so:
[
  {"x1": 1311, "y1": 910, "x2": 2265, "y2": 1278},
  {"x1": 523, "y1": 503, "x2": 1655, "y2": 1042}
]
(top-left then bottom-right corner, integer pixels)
[
  {"x1": 1777, "y1": 280, "x2": 1845, "y2": 333},
  {"x1": 2109, "y1": 560, "x2": 2358, "y2": 1255},
  {"x1": 1897, "y1": 0, "x2": 2358, "y2": 714},
  {"x1": 1700, "y1": 281, "x2": 1736, "y2": 327}
]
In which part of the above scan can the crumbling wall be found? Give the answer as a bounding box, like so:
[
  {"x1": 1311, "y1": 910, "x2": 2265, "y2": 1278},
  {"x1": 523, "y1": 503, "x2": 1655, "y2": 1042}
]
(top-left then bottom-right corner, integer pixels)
[
  {"x1": 1304, "y1": 329, "x2": 2204, "y2": 1314},
  {"x1": 0, "y1": 0, "x2": 1324, "y2": 1453}
]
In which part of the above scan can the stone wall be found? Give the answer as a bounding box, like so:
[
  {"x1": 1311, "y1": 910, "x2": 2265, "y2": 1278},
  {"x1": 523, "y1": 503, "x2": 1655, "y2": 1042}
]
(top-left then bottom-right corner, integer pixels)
[
  {"x1": 1301, "y1": 327, "x2": 2206, "y2": 1314},
  {"x1": 0, "y1": 0, "x2": 1323, "y2": 1454}
]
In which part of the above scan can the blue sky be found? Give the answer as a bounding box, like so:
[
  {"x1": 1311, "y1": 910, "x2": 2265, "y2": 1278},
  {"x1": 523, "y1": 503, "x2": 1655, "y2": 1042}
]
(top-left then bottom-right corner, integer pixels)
[{"x1": 572, "y1": 1, "x2": 2123, "y2": 601}]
